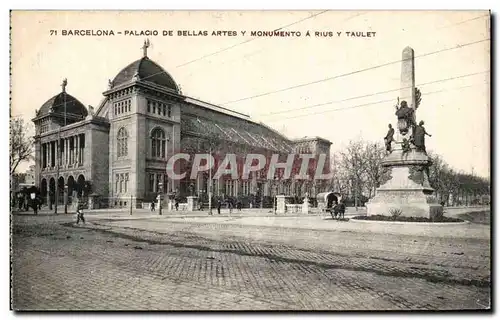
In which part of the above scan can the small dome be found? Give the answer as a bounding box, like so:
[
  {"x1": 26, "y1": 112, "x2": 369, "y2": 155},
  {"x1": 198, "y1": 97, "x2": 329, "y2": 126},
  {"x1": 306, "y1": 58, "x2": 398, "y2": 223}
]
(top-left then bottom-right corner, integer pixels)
[
  {"x1": 38, "y1": 92, "x2": 88, "y2": 118},
  {"x1": 112, "y1": 56, "x2": 179, "y2": 91}
]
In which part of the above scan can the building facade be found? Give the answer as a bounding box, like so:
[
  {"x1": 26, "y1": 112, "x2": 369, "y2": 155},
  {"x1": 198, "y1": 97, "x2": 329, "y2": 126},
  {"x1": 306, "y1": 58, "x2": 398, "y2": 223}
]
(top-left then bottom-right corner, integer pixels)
[{"x1": 32, "y1": 42, "x2": 332, "y2": 208}]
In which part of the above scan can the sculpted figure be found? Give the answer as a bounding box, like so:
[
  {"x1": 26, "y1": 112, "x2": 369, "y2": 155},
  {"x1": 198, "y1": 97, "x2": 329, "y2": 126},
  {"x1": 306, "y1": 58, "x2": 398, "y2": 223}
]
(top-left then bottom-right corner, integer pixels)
[
  {"x1": 108, "y1": 79, "x2": 114, "y2": 89},
  {"x1": 384, "y1": 124, "x2": 395, "y2": 153},
  {"x1": 88, "y1": 105, "x2": 95, "y2": 115},
  {"x1": 413, "y1": 120, "x2": 432, "y2": 153},
  {"x1": 132, "y1": 71, "x2": 140, "y2": 81},
  {"x1": 395, "y1": 100, "x2": 415, "y2": 135}
]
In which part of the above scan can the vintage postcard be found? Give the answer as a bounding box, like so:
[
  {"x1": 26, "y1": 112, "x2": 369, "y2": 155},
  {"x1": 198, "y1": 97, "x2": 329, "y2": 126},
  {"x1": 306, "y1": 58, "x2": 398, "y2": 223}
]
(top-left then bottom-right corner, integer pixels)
[{"x1": 10, "y1": 10, "x2": 491, "y2": 311}]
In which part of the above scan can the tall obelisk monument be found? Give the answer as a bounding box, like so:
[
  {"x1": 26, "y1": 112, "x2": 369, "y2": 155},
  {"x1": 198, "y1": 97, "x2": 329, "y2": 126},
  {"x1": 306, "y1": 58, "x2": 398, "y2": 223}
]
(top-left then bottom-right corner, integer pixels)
[
  {"x1": 400, "y1": 47, "x2": 416, "y2": 111},
  {"x1": 393, "y1": 47, "x2": 417, "y2": 146},
  {"x1": 366, "y1": 46, "x2": 443, "y2": 219}
]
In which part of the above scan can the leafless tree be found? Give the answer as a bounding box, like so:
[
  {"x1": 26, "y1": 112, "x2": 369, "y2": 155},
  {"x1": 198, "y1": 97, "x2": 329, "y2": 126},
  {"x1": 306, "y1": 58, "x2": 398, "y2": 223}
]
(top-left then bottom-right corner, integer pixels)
[
  {"x1": 10, "y1": 118, "x2": 34, "y2": 175},
  {"x1": 364, "y1": 142, "x2": 389, "y2": 198},
  {"x1": 339, "y1": 140, "x2": 369, "y2": 210}
]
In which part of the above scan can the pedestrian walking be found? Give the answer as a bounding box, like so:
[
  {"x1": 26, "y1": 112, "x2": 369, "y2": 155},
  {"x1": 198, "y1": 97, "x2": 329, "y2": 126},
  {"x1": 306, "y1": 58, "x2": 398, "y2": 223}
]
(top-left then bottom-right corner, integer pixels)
[
  {"x1": 30, "y1": 192, "x2": 38, "y2": 215},
  {"x1": 175, "y1": 200, "x2": 179, "y2": 211},
  {"x1": 17, "y1": 193, "x2": 23, "y2": 211},
  {"x1": 217, "y1": 200, "x2": 221, "y2": 215},
  {"x1": 75, "y1": 198, "x2": 85, "y2": 224},
  {"x1": 150, "y1": 201, "x2": 156, "y2": 211}
]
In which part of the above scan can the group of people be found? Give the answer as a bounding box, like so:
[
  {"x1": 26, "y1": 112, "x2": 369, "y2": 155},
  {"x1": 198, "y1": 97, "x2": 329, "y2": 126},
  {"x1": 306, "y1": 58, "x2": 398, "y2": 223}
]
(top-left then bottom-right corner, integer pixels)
[
  {"x1": 150, "y1": 199, "x2": 180, "y2": 211},
  {"x1": 13, "y1": 191, "x2": 42, "y2": 215},
  {"x1": 11, "y1": 190, "x2": 86, "y2": 224},
  {"x1": 210, "y1": 198, "x2": 242, "y2": 215}
]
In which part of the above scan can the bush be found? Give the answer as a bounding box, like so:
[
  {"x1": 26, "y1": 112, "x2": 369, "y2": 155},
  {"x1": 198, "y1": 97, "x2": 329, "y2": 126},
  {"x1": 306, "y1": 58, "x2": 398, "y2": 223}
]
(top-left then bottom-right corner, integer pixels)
[{"x1": 389, "y1": 208, "x2": 403, "y2": 218}]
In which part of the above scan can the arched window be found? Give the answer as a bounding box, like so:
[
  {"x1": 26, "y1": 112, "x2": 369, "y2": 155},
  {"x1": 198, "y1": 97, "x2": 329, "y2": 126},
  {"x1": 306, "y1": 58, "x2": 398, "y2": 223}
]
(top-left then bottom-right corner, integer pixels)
[
  {"x1": 151, "y1": 128, "x2": 166, "y2": 158},
  {"x1": 117, "y1": 127, "x2": 128, "y2": 157}
]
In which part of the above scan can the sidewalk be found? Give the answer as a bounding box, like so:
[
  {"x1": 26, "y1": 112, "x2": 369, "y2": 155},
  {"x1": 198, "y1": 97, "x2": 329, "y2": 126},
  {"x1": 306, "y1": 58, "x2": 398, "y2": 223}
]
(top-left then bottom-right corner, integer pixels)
[{"x1": 13, "y1": 204, "x2": 488, "y2": 218}]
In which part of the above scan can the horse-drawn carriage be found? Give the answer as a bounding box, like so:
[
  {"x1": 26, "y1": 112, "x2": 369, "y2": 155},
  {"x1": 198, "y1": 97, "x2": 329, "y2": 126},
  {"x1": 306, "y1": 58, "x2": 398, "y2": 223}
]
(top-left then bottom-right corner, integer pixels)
[{"x1": 316, "y1": 191, "x2": 346, "y2": 219}]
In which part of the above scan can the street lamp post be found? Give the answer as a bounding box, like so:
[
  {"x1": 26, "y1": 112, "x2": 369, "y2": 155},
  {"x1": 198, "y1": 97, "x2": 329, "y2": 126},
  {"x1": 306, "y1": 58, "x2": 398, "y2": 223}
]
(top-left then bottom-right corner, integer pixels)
[
  {"x1": 158, "y1": 182, "x2": 163, "y2": 215},
  {"x1": 64, "y1": 184, "x2": 68, "y2": 214},
  {"x1": 55, "y1": 78, "x2": 68, "y2": 215},
  {"x1": 208, "y1": 146, "x2": 213, "y2": 215}
]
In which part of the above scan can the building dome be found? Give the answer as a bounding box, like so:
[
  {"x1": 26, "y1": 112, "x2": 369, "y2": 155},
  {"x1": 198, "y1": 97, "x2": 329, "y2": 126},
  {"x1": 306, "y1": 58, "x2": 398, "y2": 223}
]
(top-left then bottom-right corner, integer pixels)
[
  {"x1": 38, "y1": 91, "x2": 88, "y2": 118},
  {"x1": 112, "y1": 56, "x2": 179, "y2": 92}
]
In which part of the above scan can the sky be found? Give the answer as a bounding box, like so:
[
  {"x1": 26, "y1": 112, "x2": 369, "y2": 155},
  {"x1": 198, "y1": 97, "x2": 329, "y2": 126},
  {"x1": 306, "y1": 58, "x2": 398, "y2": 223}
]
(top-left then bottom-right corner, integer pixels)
[{"x1": 10, "y1": 10, "x2": 490, "y2": 178}]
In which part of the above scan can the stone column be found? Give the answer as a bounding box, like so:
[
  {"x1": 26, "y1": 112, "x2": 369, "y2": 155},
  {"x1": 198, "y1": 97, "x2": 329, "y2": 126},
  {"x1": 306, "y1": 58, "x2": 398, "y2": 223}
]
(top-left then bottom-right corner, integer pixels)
[
  {"x1": 42, "y1": 143, "x2": 46, "y2": 168},
  {"x1": 56, "y1": 140, "x2": 59, "y2": 166},
  {"x1": 49, "y1": 142, "x2": 52, "y2": 168},
  {"x1": 68, "y1": 137, "x2": 72, "y2": 165},
  {"x1": 187, "y1": 196, "x2": 198, "y2": 211},
  {"x1": 276, "y1": 195, "x2": 286, "y2": 214},
  {"x1": 65, "y1": 138, "x2": 69, "y2": 166},
  {"x1": 302, "y1": 195, "x2": 310, "y2": 214},
  {"x1": 75, "y1": 135, "x2": 80, "y2": 165},
  {"x1": 71, "y1": 136, "x2": 75, "y2": 164}
]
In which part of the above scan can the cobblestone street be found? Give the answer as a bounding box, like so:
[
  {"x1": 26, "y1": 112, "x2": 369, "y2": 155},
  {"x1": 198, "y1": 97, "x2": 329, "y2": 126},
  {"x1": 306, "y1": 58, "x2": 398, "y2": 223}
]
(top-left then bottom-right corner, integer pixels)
[{"x1": 11, "y1": 211, "x2": 491, "y2": 311}]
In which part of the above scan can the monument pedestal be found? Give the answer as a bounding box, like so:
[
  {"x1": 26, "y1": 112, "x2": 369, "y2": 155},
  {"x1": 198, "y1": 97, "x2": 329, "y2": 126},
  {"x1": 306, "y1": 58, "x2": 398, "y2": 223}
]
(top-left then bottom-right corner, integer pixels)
[
  {"x1": 366, "y1": 148, "x2": 443, "y2": 219},
  {"x1": 187, "y1": 196, "x2": 198, "y2": 211},
  {"x1": 276, "y1": 195, "x2": 286, "y2": 214},
  {"x1": 302, "y1": 197, "x2": 310, "y2": 214}
]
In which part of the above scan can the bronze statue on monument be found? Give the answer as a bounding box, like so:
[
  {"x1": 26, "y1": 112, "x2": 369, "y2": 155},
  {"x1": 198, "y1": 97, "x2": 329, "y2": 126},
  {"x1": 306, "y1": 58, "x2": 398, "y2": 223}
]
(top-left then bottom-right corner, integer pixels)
[
  {"x1": 395, "y1": 98, "x2": 415, "y2": 135},
  {"x1": 384, "y1": 124, "x2": 395, "y2": 153},
  {"x1": 413, "y1": 120, "x2": 432, "y2": 154}
]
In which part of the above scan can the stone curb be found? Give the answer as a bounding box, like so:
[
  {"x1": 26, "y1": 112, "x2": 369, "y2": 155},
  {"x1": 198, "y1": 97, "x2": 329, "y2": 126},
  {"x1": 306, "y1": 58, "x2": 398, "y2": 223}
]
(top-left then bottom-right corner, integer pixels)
[{"x1": 350, "y1": 218, "x2": 470, "y2": 226}]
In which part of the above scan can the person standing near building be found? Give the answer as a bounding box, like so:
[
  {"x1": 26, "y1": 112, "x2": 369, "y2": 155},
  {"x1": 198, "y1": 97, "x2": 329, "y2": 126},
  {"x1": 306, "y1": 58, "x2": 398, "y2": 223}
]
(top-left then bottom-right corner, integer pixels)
[
  {"x1": 150, "y1": 200, "x2": 156, "y2": 212},
  {"x1": 217, "y1": 199, "x2": 222, "y2": 215},
  {"x1": 30, "y1": 192, "x2": 38, "y2": 215}
]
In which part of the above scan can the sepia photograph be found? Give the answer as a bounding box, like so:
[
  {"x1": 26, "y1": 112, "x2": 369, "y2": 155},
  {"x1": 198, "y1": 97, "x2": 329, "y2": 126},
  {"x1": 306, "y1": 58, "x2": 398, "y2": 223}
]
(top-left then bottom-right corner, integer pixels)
[{"x1": 9, "y1": 10, "x2": 491, "y2": 311}]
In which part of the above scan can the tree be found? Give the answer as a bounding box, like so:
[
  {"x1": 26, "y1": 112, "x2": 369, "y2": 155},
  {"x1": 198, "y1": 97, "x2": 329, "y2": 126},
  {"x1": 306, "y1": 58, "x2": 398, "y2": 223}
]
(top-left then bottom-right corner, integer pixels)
[
  {"x1": 10, "y1": 118, "x2": 34, "y2": 175},
  {"x1": 364, "y1": 142, "x2": 389, "y2": 198},
  {"x1": 339, "y1": 140, "x2": 369, "y2": 210}
]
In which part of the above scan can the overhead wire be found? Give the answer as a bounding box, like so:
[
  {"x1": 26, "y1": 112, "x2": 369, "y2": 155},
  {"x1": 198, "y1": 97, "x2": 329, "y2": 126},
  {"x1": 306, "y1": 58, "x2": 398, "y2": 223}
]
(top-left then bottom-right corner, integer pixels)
[
  {"x1": 219, "y1": 38, "x2": 489, "y2": 105},
  {"x1": 264, "y1": 80, "x2": 489, "y2": 122},
  {"x1": 256, "y1": 70, "x2": 489, "y2": 117}
]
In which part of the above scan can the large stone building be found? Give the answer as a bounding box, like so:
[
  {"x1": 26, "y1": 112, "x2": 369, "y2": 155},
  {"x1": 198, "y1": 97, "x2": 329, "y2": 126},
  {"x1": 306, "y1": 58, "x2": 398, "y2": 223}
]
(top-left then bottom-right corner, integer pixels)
[{"x1": 32, "y1": 41, "x2": 331, "y2": 208}]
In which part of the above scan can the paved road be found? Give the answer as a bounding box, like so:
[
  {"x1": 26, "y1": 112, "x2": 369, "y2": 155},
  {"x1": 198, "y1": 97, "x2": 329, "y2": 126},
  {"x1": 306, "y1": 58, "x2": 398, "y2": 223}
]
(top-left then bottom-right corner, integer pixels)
[{"x1": 11, "y1": 212, "x2": 491, "y2": 311}]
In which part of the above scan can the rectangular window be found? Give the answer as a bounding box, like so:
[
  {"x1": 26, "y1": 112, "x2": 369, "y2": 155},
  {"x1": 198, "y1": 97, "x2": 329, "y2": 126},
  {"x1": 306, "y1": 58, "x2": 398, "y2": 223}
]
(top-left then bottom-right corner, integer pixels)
[
  {"x1": 147, "y1": 101, "x2": 151, "y2": 113},
  {"x1": 151, "y1": 140, "x2": 156, "y2": 158},
  {"x1": 153, "y1": 103, "x2": 156, "y2": 114},
  {"x1": 168, "y1": 106, "x2": 172, "y2": 117},
  {"x1": 162, "y1": 105, "x2": 166, "y2": 116},
  {"x1": 149, "y1": 173, "x2": 155, "y2": 192},
  {"x1": 119, "y1": 174, "x2": 124, "y2": 193},
  {"x1": 115, "y1": 174, "x2": 119, "y2": 193},
  {"x1": 124, "y1": 173, "x2": 129, "y2": 193}
]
